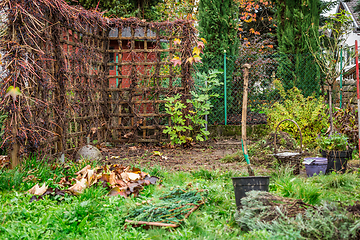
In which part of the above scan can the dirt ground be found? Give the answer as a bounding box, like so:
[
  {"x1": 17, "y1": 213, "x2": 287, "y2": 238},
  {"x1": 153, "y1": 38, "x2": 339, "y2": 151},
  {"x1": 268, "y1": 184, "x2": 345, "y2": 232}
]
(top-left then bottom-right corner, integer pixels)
[
  {"x1": 100, "y1": 139, "x2": 250, "y2": 172},
  {"x1": 97, "y1": 137, "x2": 360, "y2": 175}
]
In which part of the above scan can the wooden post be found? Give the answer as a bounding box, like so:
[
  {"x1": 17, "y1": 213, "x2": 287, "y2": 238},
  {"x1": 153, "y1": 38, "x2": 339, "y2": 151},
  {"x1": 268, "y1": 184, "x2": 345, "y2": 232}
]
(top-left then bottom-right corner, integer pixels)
[
  {"x1": 10, "y1": 120, "x2": 20, "y2": 168},
  {"x1": 241, "y1": 64, "x2": 254, "y2": 176},
  {"x1": 241, "y1": 64, "x2": 251, "y2": 152},
  {"x1": 8, "y1": 23, "x2": 20, "y2": 168}
]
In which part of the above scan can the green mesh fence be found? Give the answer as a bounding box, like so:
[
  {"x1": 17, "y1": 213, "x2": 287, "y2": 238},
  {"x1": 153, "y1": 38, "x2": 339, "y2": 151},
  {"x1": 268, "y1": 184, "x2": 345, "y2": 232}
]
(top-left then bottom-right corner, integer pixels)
[{"x1": 194, "y1": 53, "x2": 325, "y2": 125}]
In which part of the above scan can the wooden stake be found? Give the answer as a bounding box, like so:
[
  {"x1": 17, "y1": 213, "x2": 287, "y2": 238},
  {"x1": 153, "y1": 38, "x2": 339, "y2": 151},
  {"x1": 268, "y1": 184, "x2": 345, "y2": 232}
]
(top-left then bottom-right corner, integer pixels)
[
  {"x1": 10, "y1": 120, "x2": 20, "y2": 168},
  {"x1": 125, "y1": 219, "x2": 178, "y2": 228},
  {"x1": 241, "y1": 64, "x2": 254, "y2": 176},
  {"x1": 242, "y1": 64, "x2": 251, "y2": 154}
]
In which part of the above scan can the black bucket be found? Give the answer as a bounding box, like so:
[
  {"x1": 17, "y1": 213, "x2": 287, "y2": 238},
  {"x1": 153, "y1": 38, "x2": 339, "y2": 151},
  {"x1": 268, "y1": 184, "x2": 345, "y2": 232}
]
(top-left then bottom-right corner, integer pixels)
[
  {"x1": 320, "y1": 149, "x2": 353, "y2": 173},
  {"x1": 232, "y1": 176, "x2": 270, "y2": 208}
]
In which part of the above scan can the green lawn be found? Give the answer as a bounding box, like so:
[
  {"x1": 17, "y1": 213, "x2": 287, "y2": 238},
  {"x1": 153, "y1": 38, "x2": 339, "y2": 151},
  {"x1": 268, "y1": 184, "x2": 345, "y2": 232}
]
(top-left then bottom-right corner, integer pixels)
[{"x1": 0, "y1": 158, "x2": 360, "y2": 239}]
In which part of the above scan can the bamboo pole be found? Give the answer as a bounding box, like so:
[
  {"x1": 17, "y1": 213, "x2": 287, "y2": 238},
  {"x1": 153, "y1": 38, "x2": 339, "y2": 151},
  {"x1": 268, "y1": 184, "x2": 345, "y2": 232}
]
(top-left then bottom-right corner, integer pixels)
[{"x1": 125, "y1": 219, "x2": 178, "y2": 228}]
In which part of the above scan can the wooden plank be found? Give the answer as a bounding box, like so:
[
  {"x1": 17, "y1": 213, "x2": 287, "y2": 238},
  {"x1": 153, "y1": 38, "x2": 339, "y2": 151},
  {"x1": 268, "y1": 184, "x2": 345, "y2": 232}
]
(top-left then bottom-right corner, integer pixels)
[
  {"x1": 107, "y1": 74, "x2": 182, "y2": 79},
  {"x1": 106, "y1": 87, "x2": 185, "y2": 92},
  {"x1": 111, "y1": 125, "x2": 167, "y2": 130},
  {"x1": 106, "y1": 62, "x2": 171, "y2": 66},
  {"x1": 111, "y1": 113, "x2": 168, "y2": 117},
  {"x1": 108, "y1": 36, "x2": 167, "y2": 41},
  {"x1": 107, "y1": 48, "x2": 175, "y2": 53},
  {"x1": 112, "y1": 138, "x2": 169, "y2": 143},
  {"x1": 59, "y1": 39, "x2": 104, "y2": 52},
  {"x1": 110, "y1": 99, "x2": 167, "y2": 105}
]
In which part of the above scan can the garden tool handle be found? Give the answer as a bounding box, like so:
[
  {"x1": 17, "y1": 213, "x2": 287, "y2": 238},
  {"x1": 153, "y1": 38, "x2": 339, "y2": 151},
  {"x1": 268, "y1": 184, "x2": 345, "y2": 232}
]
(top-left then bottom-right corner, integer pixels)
[
  {"x1": 242, "y1": 64, "x2": 251, "y2": 149},
  {"x1": 274, "y1": 119, "x2": 303, "y2": 155}
]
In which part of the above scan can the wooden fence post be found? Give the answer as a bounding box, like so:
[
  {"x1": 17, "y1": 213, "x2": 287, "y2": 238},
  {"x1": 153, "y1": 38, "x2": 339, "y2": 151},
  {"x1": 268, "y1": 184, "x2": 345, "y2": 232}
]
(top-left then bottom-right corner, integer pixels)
[{"x1": 10, "y1": 120, "x2": 20, "y2": 168}]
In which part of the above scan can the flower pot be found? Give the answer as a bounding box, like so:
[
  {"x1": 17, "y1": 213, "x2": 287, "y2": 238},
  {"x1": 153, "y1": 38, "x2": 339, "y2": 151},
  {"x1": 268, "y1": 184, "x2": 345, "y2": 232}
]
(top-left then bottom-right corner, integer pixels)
[
  {"x1": 303, "y1": 157, "x2": 328, "y2": 177},
  {"x1": 320, "y1": 149, "x2": 353, "y2": 173},
  {"x1": 231, "y1": 176, "x2": 270, "y2": 209}
]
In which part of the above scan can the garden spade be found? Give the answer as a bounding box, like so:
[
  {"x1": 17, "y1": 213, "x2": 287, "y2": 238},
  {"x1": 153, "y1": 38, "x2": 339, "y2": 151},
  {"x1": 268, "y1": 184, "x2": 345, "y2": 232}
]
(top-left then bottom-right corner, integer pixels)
[{"x1": 241, "y1": 64, "x2": 255, "y2": 176}]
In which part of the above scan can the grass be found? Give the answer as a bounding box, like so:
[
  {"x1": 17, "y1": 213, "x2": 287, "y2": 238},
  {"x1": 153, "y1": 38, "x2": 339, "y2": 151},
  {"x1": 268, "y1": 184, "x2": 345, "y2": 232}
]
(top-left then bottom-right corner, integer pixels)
[
  {"x1": 221, "y1": 150, "x2": 243, "y2": 163},
  {"x1": 0, "y1": 158, "x2": 359, "y2": 239}
]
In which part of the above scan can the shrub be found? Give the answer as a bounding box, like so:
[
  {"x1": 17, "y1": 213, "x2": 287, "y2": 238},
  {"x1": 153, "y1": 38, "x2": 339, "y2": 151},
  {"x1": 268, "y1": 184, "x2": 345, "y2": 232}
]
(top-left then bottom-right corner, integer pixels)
[
  {"x1": 334, "y1": 104, "x2": 358, "y2": 145},
  {"x1": 316, "y1": 132, "x2": 351, "y2": 151},
  {"x1": 265, "y1": 80, "x2": 328, "y2": 148}
]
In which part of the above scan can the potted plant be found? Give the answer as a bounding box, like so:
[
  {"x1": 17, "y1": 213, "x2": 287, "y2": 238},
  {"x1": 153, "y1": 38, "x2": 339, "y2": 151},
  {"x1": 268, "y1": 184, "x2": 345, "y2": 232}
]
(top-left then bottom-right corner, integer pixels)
[{"x1": 316, "y1": 132, "x2": 353, "y2": 173}]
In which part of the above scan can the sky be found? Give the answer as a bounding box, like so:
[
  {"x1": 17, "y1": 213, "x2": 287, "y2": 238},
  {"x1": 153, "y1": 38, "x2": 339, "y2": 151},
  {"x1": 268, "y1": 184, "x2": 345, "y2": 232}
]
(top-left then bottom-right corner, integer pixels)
[{"x1": 322, "y1": 0, "x2": 338, "y2": 17}]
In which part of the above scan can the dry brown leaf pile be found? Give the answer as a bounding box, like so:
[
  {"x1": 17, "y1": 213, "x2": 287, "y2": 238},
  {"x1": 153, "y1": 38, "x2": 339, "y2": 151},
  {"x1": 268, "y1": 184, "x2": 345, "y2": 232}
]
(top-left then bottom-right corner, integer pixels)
[{"x1": 27, "y1": 164, "x2": 159, "y2": 199}]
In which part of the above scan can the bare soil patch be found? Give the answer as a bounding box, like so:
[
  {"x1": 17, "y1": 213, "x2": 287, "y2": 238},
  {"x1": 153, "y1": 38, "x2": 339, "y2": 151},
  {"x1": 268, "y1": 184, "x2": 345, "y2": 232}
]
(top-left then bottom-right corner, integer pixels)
[{"x1": 98, "y1": 140, "x2": 272, "y2": 174}]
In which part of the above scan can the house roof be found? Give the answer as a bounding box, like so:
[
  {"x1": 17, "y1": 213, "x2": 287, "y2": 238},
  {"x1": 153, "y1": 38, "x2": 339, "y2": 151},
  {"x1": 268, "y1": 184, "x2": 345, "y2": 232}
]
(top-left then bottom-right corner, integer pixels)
[{"x1": 341, "y1": 0, "x2": 360, "y2": 29}]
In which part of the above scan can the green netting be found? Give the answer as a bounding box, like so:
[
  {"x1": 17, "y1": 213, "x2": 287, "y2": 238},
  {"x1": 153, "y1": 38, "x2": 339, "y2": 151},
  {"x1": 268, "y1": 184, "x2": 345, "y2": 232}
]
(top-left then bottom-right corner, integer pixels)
[{"x1": 194, "y1": 53, "x2": 325, "y2": 125}]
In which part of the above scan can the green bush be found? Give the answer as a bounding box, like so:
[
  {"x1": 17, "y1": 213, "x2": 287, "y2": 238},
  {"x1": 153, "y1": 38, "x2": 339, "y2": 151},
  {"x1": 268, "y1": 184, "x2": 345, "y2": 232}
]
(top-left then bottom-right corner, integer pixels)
[{"x1": 265, "y1": 80, "x2": 328, "y2": 148}]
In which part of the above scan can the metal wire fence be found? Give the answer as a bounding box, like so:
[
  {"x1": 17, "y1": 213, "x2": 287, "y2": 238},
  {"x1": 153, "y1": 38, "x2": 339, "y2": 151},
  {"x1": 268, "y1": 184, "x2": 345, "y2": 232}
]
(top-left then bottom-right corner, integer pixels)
[{"x1": 194, "y1": 53, "x2": 326, "y2": 125}]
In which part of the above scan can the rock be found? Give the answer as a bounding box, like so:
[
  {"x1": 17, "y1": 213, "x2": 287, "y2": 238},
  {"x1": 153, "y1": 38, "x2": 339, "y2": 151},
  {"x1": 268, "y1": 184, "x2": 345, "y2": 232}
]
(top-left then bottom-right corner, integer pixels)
[{"x1": 75, "y1": 145, "x2": 103, "y2": 162}]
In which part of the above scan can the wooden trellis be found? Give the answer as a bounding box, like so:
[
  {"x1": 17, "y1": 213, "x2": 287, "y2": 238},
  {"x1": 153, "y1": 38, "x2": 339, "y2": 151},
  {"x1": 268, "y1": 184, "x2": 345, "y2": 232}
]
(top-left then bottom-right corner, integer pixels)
[{"x1": 0, "y1": 0, "x2": 195, "y2": 165}]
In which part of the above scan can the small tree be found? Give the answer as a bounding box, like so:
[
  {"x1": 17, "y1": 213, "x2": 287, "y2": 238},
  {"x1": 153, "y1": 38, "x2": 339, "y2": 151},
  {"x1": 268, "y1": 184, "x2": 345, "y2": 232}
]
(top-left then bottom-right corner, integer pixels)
[{"x1": 306, "y1": 10, "x2": 354, "y2": 135}]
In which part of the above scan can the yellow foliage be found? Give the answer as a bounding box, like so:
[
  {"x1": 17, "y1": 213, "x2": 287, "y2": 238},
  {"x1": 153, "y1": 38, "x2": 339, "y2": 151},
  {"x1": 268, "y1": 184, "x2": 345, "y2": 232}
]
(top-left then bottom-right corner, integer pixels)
[{"x1": 266, "y1": 80, "x2": 328, "y2": 147}]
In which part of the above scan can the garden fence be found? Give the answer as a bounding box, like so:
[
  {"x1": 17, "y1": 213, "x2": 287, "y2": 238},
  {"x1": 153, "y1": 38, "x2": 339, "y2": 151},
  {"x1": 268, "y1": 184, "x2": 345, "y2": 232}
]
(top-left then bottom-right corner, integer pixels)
[
  {"x1": 195, "y1": 52, "x2": 356, "y2": 125},
  {"x1": 0, "y1": 0, "x2": 196, "y2": 165}
]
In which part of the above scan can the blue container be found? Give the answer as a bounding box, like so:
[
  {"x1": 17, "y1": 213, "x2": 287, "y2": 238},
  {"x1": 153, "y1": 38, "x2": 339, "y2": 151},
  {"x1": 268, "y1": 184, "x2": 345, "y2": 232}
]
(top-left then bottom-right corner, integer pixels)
[{"x1": 303, "y1": 157, "x2": 328, "y2": 177}]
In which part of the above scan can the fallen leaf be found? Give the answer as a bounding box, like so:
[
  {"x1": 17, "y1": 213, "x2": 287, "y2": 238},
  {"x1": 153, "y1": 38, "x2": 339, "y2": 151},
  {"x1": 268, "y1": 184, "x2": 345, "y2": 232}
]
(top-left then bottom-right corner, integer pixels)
[
  {"x1": 131, "y1": 167, "x2": 141, "y2": 174},
  {"x1": 76, "y1": 165, "x2": 91, "y2": 176},
  {"x1": 128, "y1": 182, "x2": 143, "y2": 193},
  {"x1": 109, "y1": 172, "x2": 117, "y2": 186},
  {"x1": 108, "y1": 186, "x2": 128, "y2": 197},
  {"x1": 68, "y1": 178, "x2": 87, "y2": 194},
  {"x1": 152, "y1": 151, "x2": 163, "y2": 156},
  {"x1": 28, "y1": 183, "x2": 48, "y2": 196},
  {"x1": 140, "y1": 172, "x2": 148, "y2": 179},
  {"x1": 86, "y1": 169, "x2": 97, "y2": 186},
  {"x1": 129, "y1": 146, "x2": 137, "y2": 151},
  {"x1": 145, "y1": 176, "x2": 159, "y2": 185},
  {"x1": 23, "y1": 175, "x2": 37, "y2": 182},
  {"x1": 121, "y1": 172, "x2": 130, "y2": 182},
  {"x1": 100, "y1": 174, "x2": 110, "y2": 183},
  {"x1": 30, "y1": 188, "x2": 67, "y2": 202},
  {"x1": 35, "y1": 183, "x2": 48, "y2": 195},
  {"x1": 128, "y1": 172, "x2": 140, "y2": 181},
  {"x1": 116, "y1": 179, "x2": 127, "y2": 187},
  {"x1": 200, "y1": 38, "x2": 207, "y2": 44}
]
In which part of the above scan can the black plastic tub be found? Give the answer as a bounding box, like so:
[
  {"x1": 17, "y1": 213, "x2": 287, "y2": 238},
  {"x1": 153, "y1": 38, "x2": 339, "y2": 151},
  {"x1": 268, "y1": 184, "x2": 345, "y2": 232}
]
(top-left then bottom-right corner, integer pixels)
[
  {"x1": 231, "y1": 176, "x2": 270, "y2": 208},
  {"x1": 320, "y1": 149, "x2": 353, "y2": 173}
]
